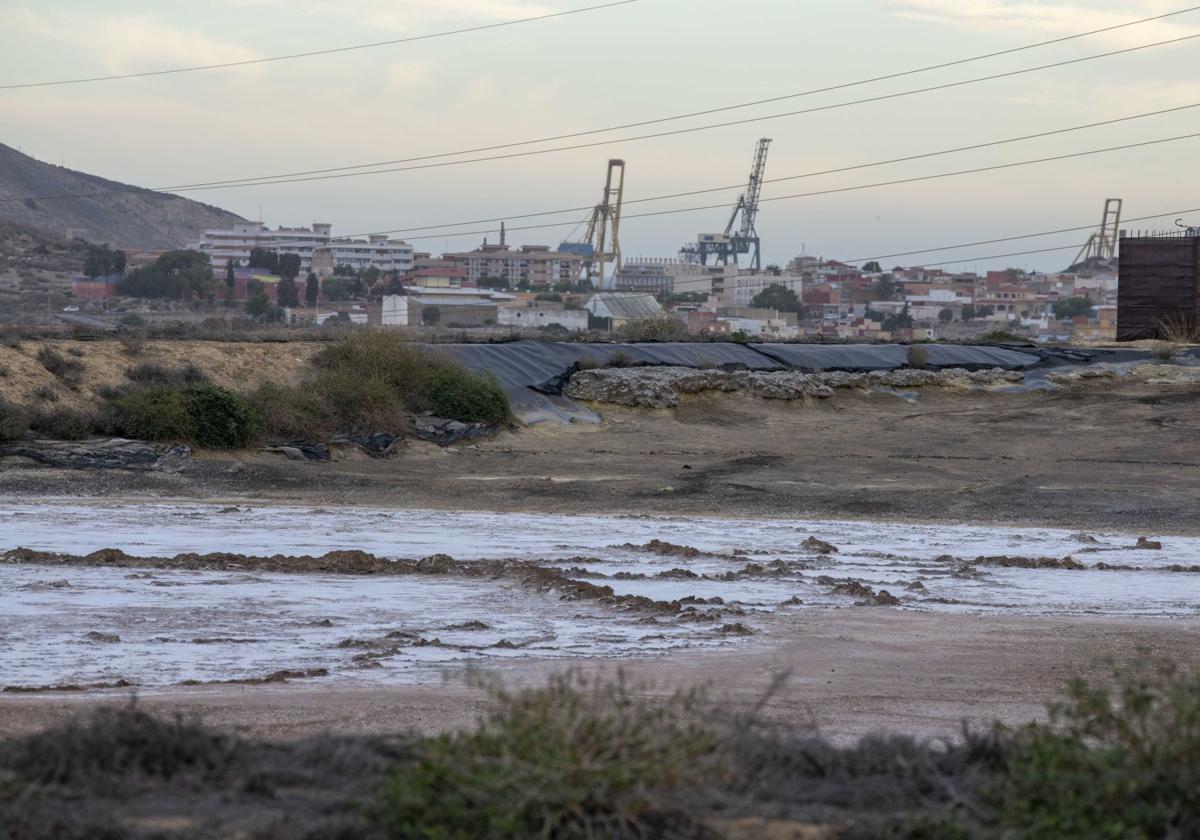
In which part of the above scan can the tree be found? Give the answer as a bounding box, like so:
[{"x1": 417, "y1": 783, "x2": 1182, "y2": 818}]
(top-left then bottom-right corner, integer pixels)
[
  {"x1": 961, "y1": 304, "x2": 977, "y2": 321},
  {"x1": 423, "y1": 305, "x2": 441, "y2": 325},
  {"x1": 305, "y1": 272, "x2": 319, "y2": 305},
  {"x1": 938, "y1": 308, "x2": 954, "y2": 323},
  {"x1": 245, "y1": 291, "x2": 274, "y2": 319},
  {"x1": 225, "y1": 261, "x2": 236, "y2": 290},
  {"x1": 276, "y1": 277, "x2": 300, "y2": 308},
  {"x1": 248, "y1": 248, "x2": 278, "y2": 273},
  {"x1": 862, "y1": 261, "x2": 882, "y2": 273},
  {"x1": 1053, "y1": 296, "x2": 1093, "y2": 320},
  {"x1": 765, "y1": 263, "x2": 782, "y2": 276},
  {"x1": 115, "y1": 250, "x2": 213, "y2": 300},
  {"x1": 84, "y1": 244, "x2": 126, "y2": 278},
  {"x1": 277, "y1": 252, "x2": 301, "y2": 280},
  {"x1": 333, "y1": 263, "x2": 359, "y2": 278},
  {"x1": 478, "y1": 276, "x2": 510, "y2": 290},
  {"x1": 751, "y1": 283, "x2": 804, "y2": 317},
  {"x1": 872, "y1": 274, "x2": 902, "y2": 301},
  {"x1": 881, "y1": 303, "x2": 914, "y2": 332}
]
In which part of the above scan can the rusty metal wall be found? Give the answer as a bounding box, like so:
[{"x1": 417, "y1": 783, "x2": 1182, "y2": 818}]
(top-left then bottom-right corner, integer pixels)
[{"x1": 1117, "y1": 235, "x2": 1200, "y2": 340}]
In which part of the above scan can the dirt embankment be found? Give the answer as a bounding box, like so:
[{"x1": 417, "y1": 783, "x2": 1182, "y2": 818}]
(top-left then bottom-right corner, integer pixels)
[{"x1": 0, "y1": 340, "x2": 320, "y2": 408}]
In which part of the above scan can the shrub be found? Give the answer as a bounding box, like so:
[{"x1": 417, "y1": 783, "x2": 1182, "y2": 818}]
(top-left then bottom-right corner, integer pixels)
[
  {"x1": 32, "y1": 385, "x2": 58, "y2": 403},
  {"x1": 28, "y1": 407, "x2": 93, "y2": 440},
  {"x1": 0, "y1": 365, "x2": 8, "y2": 378},
  {"x1": 426, "y1": 368, "x2": 510, "y2": 425},
  {"x1": 906, "y1": 345, "x2": 929, "y2": 369},
  {"x1": 3, "y1": 704, "x2": 240, "y2": 789},
  {"x1": 310, "y1": 332, "x2": 510, "y2": 431},
  {"x1": 36, "y1": 347, "x2": 83, "y2": 387},
  {"x1": 995, "y1": 660, "x2": 1200, "y2": 839},
  {"x1": 119, "y1": 337, "x2": 145, "y2": 357},
  {"x1": 112, "y1": 383, "x2": 263, "y2": 449},
  {"x1": 249, "y1": 382, "x2": 334, "y2": 441},
  {"x1": 378, "y1": 673, "x2": 717, "y2": 838},
  {"x1": 125, "y1": 362, "x2": 207, "y2": 387},
  {"x1": 0, "y1": 397, "x2": 28, "y2": 442},
  {"x1": 118, "y1": 313, "x2": 146, "y2": 328},
  {"x1": 981, "y1": 330, "x2": 1027, "y2": 344},
  {"x1": 618, "y1": 317, "x2": 687, "y2": 342}
]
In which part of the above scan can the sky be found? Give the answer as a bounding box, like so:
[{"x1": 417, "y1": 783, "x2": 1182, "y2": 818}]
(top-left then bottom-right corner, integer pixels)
[{"x1": 2, "y1": 0, "x2": 1199, "y2": 272}]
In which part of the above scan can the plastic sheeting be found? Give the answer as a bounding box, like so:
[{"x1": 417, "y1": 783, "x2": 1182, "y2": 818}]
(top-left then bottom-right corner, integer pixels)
[
  {"x1": 754, "y1": 343, "x2": 1041, "y2": 371},
  {"x1": 439, "y1": 341, "x2": 782, "y2": 424},
  {"x1": 437, "y1": 341, "x2": 1044, "y2": 424}
]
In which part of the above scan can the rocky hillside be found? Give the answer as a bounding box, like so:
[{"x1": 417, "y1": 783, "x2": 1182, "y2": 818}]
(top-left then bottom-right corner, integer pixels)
[{"x1": 0, "y1": 144, "x2": 244, "y2": 251}]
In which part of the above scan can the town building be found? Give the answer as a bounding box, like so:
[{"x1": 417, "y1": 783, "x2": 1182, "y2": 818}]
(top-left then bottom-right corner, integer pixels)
[
  {"x1": 497, "y1": 302, "x2": 589, "y2": 332},
  {"x1": 583, "y1": 293, "x2": 664, "y2": 329},
  {"x1": 192, "y1": 222, "x2": 414, "y2": 276},
  {"x1": 445, "y1": 243, "x2": 585, "y2": 288}
]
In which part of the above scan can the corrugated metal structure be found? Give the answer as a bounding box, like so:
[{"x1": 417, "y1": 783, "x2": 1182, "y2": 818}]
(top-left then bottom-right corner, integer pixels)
[{"x1": 1117, "y1": 231, "x2": 1200, "y2": 341}]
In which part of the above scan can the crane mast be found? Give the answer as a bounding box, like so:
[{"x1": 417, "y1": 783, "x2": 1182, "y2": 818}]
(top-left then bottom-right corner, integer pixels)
[
  {"x1": 580, "y1": 159, "x2": 626, "y2": 288},
  {"x1": 686, "y1": 138, "x2": 772, "y2": 271}
]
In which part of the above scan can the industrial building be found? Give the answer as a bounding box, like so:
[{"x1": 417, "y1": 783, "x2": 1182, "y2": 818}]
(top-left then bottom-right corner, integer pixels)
[{"x1": 1117, "y1": 228, "x2": 1200, "y2": 340}]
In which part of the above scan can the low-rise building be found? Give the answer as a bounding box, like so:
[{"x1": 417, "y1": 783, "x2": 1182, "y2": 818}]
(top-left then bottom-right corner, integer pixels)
[
  {"x1": 584, "y1": 293, "x2": 664, "y2": 329},
  {"x1": 497, "y1": 302, "x2": 589, "y2": 332}
]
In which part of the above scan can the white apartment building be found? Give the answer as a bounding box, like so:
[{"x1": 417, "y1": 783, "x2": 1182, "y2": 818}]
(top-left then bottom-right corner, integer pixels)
[{"x1": 193, "y1": 222, "x2": 414, "y2": 275}]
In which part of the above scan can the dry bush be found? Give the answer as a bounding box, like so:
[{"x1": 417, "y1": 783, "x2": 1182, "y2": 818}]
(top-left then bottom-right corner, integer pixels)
[
  {"x1": 906, "y1": 344, "x2": 929, "y2": 369},
  {"x1": 1155, "y1": 312, "x2": 1200, "y2": 345}
]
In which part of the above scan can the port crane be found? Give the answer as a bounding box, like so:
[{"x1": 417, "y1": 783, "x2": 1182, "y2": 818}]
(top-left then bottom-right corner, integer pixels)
[{"x1": 681, "y1": 138, "x2": 772, "y2": 270}]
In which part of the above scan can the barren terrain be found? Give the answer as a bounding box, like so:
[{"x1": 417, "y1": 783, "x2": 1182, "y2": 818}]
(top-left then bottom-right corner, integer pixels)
[{"x1": 3, "y1": 347, "x2": 1199, "y2": 745}]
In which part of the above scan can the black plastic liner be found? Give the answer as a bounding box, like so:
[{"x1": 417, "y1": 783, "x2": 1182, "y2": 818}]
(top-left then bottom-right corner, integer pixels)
[{"x1": 436, "y1": 341, "x2": 1043, "y2": 424}]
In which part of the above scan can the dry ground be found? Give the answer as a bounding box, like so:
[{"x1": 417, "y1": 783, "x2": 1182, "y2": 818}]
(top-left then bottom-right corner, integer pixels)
[
  {"x1": 4, "y1": 610, "x2": 1197, "y2": 744},
  {"x1": 2, "y1": 342, "x2": 1199, "y2": 742},
  {"x1": 3, "y1": 374, "x2": 1198, "y2": 533}
]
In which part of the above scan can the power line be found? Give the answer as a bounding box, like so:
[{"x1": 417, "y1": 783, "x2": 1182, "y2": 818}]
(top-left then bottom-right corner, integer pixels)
[
  {"x1": 0, "y1": 1, "x2": 639, "y2": 90},
  {"x1": 266, "y1": 131, "x2": 1200, "y2": 245},
  {"x1": 231, "y1": 102, "x2": 1197, "y2": 238},
  {"x1": 115, "y1": 5, "x2": 1200, "y2": 188},
  {"x1": 844, "y1": 206, "x2": 1200, "y2": 264},
  {"x1": 312, "y1": 205, "x2": 1200, "y2": 310},
  {"x1": 9, "y1": 29, "x2": 1200, "y2": 203}
]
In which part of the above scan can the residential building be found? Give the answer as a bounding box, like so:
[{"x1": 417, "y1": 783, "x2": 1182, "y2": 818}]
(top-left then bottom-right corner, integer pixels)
[
  {"x1": 193, "y1": 222, "x2": 414, "y2": 276},
  {"x1": 445, "y1": 243, "x2": 585, "y2": 288}
]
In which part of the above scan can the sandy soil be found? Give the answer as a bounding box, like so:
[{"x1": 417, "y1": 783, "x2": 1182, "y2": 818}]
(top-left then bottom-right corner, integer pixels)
[
  {"x1": 3, "y1": 380, "x2": 1199, "y2": 533},
  {"x1": 4, "y1": 610, "x2": 1197, "y2": 743},
  {"x1": 3, "y1": 363, "x2": 1199, "y2": 741}
]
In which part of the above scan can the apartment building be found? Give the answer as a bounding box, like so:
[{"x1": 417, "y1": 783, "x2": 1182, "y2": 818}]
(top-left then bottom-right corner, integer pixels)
[
  {"x1": 445, "y1": 243, "x2": 585, "y2": 288},
  {"x1": 193, "y1": 222, "x2": 414, "y2": 275}
]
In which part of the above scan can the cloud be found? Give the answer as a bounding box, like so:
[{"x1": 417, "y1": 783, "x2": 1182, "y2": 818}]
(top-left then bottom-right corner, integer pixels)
[
  {"x1": 221, "y1": 0, "x2": 556, "y2": 31},
  {"x1": 0, "y1": 6, "x2": 261, "y2": 77},
  {"x1": 888, "y1": 1, "x2": 1200, "y2": 48}
]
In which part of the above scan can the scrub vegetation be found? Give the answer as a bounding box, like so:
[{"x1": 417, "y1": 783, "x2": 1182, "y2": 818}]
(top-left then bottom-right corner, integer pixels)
[
  {"x1": 1, "y1": 662, "x2": 1196, "y2": 839},
  {"x1": 0, "y1": 332, "x2": 510, "y2": 449}
]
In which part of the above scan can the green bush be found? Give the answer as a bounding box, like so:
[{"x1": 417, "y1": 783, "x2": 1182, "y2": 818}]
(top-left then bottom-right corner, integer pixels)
[
  {"x1": 113, "y1": 383, "x2": 262, "y2": 449},
  {"x1": 36, "y1": 347, "x2": 83, "y2": 387},
  {"x1": 125, "y1": 362, "x2": 207, "y2": 387},
  {"x1": 309, "y1": 332, "x2": 510, "y2": 431},
  {"x1": 249, "y1": 382, "x2": 334, "y2": 441},
  {"x1": 0, "y1": 397, "x2": 28, "y2": 442},
  {"x1": 28, "y1": 406, "x2": 93, "y2": 440},
  {"x1": 996, "y1": 661, "x2": 1200, "y2": 839},
  {"x1": 378, "y1": 674, "x2": 716, "y2": 839},
  {"x1": 426, "y1": 368, "x2": 510, "y2": 425}
]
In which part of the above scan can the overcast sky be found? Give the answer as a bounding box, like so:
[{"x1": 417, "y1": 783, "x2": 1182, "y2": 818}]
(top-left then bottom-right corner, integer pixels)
[{"x1": 3, "y1": 0, "x2": 1198, "y2": 271}]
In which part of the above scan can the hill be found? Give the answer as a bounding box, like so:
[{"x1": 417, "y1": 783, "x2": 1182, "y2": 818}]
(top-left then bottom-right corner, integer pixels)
[{"x1": 0, "y1": 143, "x2": 245, "y2": 251}]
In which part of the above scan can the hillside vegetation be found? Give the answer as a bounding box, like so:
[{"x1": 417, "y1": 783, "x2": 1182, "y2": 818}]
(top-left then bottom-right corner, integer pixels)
[{"x1": 0, "y1": 143, "x2": 244, "y2": 250}]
